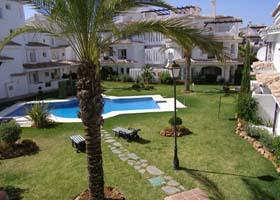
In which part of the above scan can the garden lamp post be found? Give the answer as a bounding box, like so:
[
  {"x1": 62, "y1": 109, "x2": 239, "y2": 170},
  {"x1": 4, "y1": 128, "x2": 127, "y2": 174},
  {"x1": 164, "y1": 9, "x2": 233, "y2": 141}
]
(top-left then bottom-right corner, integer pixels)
[{"x1": 166, "y1": 52, "x2": 181, "y2": 170}]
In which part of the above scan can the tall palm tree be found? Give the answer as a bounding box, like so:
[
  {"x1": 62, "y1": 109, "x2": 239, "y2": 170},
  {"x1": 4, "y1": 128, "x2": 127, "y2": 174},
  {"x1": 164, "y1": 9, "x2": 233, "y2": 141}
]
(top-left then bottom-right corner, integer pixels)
[
  {"x1": 184, "y1": 47, "x2": 192, "y2": 92},
  {"x1": 1, "y1": 1, "x2": 223, "y2": 199}
]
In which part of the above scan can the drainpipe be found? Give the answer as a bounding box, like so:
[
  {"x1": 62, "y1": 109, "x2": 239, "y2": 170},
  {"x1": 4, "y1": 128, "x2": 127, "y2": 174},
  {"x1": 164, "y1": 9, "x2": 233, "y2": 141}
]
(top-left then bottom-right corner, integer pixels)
[{"x1": 273, "y1": 102, "x2": 279, "y2": 136}]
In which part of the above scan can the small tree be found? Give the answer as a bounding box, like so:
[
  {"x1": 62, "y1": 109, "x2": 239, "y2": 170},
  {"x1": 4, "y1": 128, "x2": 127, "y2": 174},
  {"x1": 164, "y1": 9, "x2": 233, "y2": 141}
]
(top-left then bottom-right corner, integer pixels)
[
  {"x1": 0, "y1": 121, "x2": 21, "y2": 145},
  {"x1": 28, "y1": 103, "x2": 50, "y2": 128},
  {"x1": 168, "y1": 116, "x2": 183, "y2": 127},
  {"x1": 240, "y1": 42, "x2": 252, "y2": 94},
  {"x1": 141, "y1": 64, "x2": 154, "y2": 85}
]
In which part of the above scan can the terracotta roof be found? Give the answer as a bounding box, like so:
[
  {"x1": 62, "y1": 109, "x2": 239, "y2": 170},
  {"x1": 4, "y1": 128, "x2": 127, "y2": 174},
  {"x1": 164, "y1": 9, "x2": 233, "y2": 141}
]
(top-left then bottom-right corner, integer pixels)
[
  {"x1": 205, "y1": 16, "x2": 243, "y2": 24},
  {"x1": 6, "y1": 41, "x2": 22, "y2": 46},
  {"x1": 51, "y1": 45, "x2": 70, "y2": 49},
  {"x1": 101, "y1": 58, "x2": 136, "y2": 65},
  {"x1": 23, "y1": 62, "x2": 70, "y2": 69},
  {"x1": 112, "y1": 39, "x2": 144, "y2": 45},
  {"x1": 0, "y1": 55, "x2": 14, "y2": 60},
  {"x1": 11, "y1": 73, "x2": 26, "y2": 76},
  {"x1": 175, "y1": 58, "x2": 242, "y2": 65},
  {"x1": 256, "y1": 73, "x2": 280, "y2": 102},
  {"x1": 26, "y1": 42, "x2": 50, "y2": 47},
  {"x1": 252, "y1": 61, "x2": 276, "y2": 73}
]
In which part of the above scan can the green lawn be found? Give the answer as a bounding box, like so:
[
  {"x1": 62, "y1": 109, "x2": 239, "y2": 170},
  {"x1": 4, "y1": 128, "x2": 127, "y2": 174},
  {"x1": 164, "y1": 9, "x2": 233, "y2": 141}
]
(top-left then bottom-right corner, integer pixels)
[{"x1": 0, "y1": 82, "x2": 279, "y2": 200}]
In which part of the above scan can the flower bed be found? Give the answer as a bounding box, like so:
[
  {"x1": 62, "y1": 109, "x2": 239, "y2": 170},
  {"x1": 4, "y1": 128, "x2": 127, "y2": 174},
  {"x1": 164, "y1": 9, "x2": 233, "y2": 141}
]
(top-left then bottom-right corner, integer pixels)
[
  {"x1": 235, "y1": 118, "x2": 280, "y2": 174},
  {"x1": 74, "y1": 187, "x2": 125, "y2": 200},
  {"x1": 0, "y1": 139, "x2": 39, "y2": 160}
]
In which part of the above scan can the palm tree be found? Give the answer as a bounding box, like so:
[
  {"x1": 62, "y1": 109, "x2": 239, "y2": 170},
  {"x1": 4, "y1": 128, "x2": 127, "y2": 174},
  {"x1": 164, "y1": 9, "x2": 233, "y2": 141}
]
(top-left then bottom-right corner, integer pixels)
[
  {"x1": 184, "y1": 48, "x2": 192, "y2": 92},
  {"x1": 0, "y1": 1, "x2": 223, "y2": 199},
  {"x1": 141, "y1": 64, "x2": 154, "y2": 85}
]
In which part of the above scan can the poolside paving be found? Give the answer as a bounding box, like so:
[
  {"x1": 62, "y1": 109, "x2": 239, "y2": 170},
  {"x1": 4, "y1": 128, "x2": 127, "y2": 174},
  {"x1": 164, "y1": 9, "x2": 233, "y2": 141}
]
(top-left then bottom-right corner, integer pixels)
[{"x1": 101, "y1": 129, "x2": 190, "y2": 197}]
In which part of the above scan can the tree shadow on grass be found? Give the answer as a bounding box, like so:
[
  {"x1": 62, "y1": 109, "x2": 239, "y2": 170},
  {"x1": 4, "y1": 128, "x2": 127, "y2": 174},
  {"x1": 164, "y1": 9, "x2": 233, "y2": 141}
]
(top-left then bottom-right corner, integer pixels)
[
  {"x1": 0, "y1": 186, "x2": 26, "y2": 200},
  {"x1": 129, "y1": 137, "x2": 151, "y2": 144},
  {"x1": 179, "y1": 167, "x2": 225, "y2": 200},
  {"x1": 183, "y1": 168, "x2": 278, "y2": 182},
  {"x1": 242, "y1": 178, "x2": 277, "y2": 200}
]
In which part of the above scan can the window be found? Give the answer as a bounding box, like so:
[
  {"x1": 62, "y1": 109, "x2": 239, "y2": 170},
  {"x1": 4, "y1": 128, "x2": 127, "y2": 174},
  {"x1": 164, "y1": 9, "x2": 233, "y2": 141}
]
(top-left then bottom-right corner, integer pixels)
[
  {"x1": 120, "y1": 68, "x2": 124, "y2": 74},
  {"x1": 126, "y1": 68, "x2": 130, "y2": 74},
  {"x1": 30, "y1": 51, "x2": 36, "y2": 62},
  {"x1": 0, "y1": 8, "x2": 3, "y2": 19},
  {"x1": 8, "y1": 85, "x2": 13, "y2": 91},
  {"x1": 45, "y1": 72, "x2": 50, "y2": 77},
  {"x1": 118, "y1": 49, "x2": 127, "y2": 59},
  {"x1": 43, "y1": 39, "x2": 46, "y2": 43},
  {"x1": 62, "y1": 52, "x2": 65, "y2": 57},
  {"x1": 230, "y1": 44, "x2": 235, "y2": 55},
  {"x1": 42, "y1": 52, "x2": 47, "y2": 57},
  {"x1": 5, "y1": 4, "x2": 11, "y2": 10},
  {"x1": 32, "y1": 72, "x2": 39, "y2": 83}
]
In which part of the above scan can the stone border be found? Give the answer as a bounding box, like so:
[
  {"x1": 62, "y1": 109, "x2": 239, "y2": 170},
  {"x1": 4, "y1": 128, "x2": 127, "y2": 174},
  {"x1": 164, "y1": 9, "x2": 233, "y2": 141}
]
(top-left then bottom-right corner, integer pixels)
[
  {"x1": 101, "y1": 129, "x2": 186, "y2": 196},
  {"x1": 235, "y1": 118, "x2": 280, "y2": 174}
]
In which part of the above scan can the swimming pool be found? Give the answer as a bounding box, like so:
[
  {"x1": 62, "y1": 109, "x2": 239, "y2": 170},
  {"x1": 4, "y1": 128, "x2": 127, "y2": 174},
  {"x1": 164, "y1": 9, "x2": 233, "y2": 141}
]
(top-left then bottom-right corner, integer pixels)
[
  {"x1": 0, "y1": 95, "x2": 186, "y2": 123},
  {"x1": 4, "y1": 97, "x2": 160, "y2": 119}
]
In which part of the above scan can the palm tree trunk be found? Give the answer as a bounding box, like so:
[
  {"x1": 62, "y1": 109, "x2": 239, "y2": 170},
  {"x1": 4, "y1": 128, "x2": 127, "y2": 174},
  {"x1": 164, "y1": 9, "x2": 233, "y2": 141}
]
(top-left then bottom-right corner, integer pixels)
[
  {"x1": 184, "y1": 50, "x2": 192, "y2": 92},
  {"x1": 77, "y1": 62, "x2": 104, "y2": 200}
]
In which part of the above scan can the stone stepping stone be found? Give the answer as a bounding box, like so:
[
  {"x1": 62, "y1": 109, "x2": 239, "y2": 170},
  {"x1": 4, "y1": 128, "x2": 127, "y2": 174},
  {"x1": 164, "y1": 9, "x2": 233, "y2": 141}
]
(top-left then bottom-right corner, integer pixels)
[
  {"x1": 134, "y1": 165, "x2": 142, "y2": 170},
  {"x1": 112, "y1": 150, "x2": 121, "y2": 154},
  {"x1": 146, "y1": 166, "x2": 164, "y2": 176},
  {"x1": 128, "y1": 160, "x2": 136, "y2": 166},
  {"x1": 148, "y1": 176, "x2": 166, "y2": 187},
  {"x1": 140, "y1": 159, "x2": 147, "y2": 163},
  {"x1": 138, "y1": 169, "x2": 146, "y2": 174},
  {"x1": 113, "y1": 142, "x2": 122, "y2": 147},
  {"x1": 179, "y1": 185, "x2": 185, "y2": 191},
  {"x1": 105, "y1": 139, "x2": 115, "y2": 143},
  {"x1": 119, "y1": 156, "x2": 129, "y2": 161},
  {"x1": 167, "y1": 180, "x2": 180, "y2": 187},
  {"x1": 161, "y1": 186, "x2": 180, "y2": 195},
  {"x1": 128, "y1": 153, "x2": 139, "y2": 160},
  {"x1": 141, "y1": 163, "x2": 148, "y2": 168},
  {"x1": 164, "y1": 188, "x2": 209, "y2": 200},
  {"x1": 164, "y1": 176, "x2": 173, "y2": 181}
]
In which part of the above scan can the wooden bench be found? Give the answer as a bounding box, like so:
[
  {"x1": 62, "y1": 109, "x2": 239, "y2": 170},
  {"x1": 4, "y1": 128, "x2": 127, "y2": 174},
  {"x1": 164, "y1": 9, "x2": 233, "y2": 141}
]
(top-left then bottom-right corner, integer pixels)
[
  {"x1": 112, "y1": 127, "x2": 141, "y2": 142},
  {"x1": 70, "y1": 135, "x2": 86, "y2": 153}
]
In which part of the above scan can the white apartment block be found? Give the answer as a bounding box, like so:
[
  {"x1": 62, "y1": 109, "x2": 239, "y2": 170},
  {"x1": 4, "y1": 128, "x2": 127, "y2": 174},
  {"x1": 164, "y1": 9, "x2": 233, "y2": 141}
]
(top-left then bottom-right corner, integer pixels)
[
  {"x1": 0, "y1": 0, "x2": 243, "y2": 101},
  {"x1": 0, "y1": 1, "x2": 78, "y2": 100},
  {"x1": 100, "y1": 5, "x2": 243, "y2": 83},
  {"x1": 251, "y1": 2, "x2": 280, "y2": 136}
]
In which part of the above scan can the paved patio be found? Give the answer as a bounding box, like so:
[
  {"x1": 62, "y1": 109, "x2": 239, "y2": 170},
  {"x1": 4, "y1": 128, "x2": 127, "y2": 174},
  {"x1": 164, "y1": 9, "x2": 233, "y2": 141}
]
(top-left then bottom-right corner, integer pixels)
[{"x1": 164, "y1": 188, "x2": 209, "y2": 200}]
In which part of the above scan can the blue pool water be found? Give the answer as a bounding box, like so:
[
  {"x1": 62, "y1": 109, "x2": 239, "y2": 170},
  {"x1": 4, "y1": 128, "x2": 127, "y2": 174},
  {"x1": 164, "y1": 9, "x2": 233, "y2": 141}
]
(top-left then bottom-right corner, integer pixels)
[{"x1": 4, "y1": 97, "x2": 160, "y2": 119}]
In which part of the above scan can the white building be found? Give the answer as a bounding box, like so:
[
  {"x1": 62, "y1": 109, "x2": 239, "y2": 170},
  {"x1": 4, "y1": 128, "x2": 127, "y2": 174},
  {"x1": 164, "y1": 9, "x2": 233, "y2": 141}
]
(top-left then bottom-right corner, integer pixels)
[
  {"x1": 0, "y1": 1, "x2": 243, "y2": 100},
  {"x1": 251, "y1": 2, "x2": 280, "y2": 136},
  {"x1": 100, "y1": 5, "x2": 243, "y2": 83},
  {"x1": 0, "y1": 1, "x2": 78, "y2": 101}
]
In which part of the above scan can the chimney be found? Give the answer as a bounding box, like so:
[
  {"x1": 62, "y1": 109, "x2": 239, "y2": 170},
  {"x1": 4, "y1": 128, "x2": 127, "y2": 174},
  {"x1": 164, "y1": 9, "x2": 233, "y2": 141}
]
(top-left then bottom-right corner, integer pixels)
[{"x1": 210, "y1": 0, "x2": 217, "y2": 18}]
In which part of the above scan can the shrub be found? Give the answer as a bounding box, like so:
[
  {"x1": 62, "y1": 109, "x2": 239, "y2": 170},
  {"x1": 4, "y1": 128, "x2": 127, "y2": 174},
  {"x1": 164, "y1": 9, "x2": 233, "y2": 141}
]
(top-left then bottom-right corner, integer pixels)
[
  {"x1": 21, "y1": 139, "x2": 39, "y2": 153},
  {"x1": 28, "y1": 103, "x2": 50, "y2": 128},
  {"x1": 237, "y1": 94, "x2": 259, "y2": 123},
  {"x1": 259, "y1": 131, "x2": 274, "y2": 151},
  {"x1": 246, "y1": 126, "x2": 261, "y2": 139},
  {"x1": 159, "y1": 71, "x2": 172, "y2": 84},
  {"x1": 168, "y1": 116, "x2": 183, "y2": 126},
  {"x1": 119, "y1": 74, "x2": 133, "y2": 82},
  {"x1": 131, "y1": 83, "x2": 142, "y2": 90},
  {"x1": 273, "y1": 137, "x2": 280, "y2": 161},
  {"x1": 0, "y1": 121, "x2": 21, "y2": 145}
]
